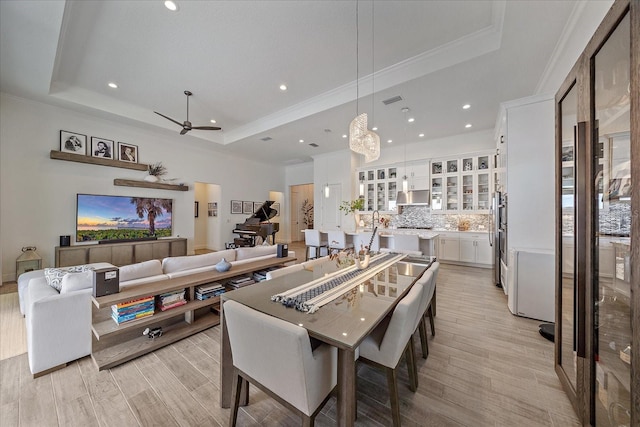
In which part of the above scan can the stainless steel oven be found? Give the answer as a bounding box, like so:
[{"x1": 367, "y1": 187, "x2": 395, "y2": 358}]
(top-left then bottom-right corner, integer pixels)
[{"x1": 490, "y1": 192, "x2": 507, "y2": 287}]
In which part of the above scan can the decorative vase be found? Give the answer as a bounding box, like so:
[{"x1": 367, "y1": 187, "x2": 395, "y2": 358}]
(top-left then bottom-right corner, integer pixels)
[
  {"x1": 144, "y1": 175, "x2": 160, "y2": 183},
  {"x1": 355, "y1": 254, "x2": 370, "y2": 270},
  {"x1": 215, "y1": 258, "x2": 232, "y2": 272}
]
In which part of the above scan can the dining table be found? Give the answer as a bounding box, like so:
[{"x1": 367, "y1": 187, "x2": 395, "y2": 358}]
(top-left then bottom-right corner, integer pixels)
[{"x1": 219, "y1": 253, "x2": 436, "y2": 426}]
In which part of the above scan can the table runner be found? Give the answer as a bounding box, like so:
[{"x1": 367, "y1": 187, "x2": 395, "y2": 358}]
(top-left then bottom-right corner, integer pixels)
[{"x1": 271, "y1": 253, "x2": 405, "y2": 313}]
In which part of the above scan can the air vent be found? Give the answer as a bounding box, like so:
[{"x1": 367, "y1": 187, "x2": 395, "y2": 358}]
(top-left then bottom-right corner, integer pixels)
[
  {"x1": 382, "y1": 95, "x2": 403, "y2": 105},
  {"x1": 309, "y1": 143, "x2": 319, "y2": 147},
  {"x1": 260, "y1": 136, "x2": 273, "y2": 141}
]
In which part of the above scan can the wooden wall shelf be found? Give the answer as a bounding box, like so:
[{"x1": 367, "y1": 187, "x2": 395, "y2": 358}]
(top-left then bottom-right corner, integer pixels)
[
  {"x1": 113, "y1": 179, "x2": 189, "y2": 191},
  {"x1": 50, "y1": 150, "x2": 148, "y2": 171}
]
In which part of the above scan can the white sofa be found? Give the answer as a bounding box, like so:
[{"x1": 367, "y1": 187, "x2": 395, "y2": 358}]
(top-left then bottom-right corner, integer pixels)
[{"x1": 18, "y1": 245, "x2": 295, "y2": 376}]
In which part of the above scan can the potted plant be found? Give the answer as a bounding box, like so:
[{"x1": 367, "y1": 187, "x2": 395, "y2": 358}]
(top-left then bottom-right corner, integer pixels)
[
  {"x1": 339, "y1": 198, "x2": 364, "y2": 229},
  {"x1": 145, "y1": 162, "x2": 168, "y2": 182},
  {"x1": 301, "y1": 199, "x2": 314, "y2": 229}
]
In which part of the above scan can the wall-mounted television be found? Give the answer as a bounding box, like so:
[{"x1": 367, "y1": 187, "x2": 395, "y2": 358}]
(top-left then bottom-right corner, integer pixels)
[{"x1": 76, "y1": 194, "x2": 173, "y2": 243}]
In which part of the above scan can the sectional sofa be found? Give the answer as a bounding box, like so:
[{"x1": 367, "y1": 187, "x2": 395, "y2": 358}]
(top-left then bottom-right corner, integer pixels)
[{"x1": 18, "y1": 245, "x2": 295, "y2": 376}]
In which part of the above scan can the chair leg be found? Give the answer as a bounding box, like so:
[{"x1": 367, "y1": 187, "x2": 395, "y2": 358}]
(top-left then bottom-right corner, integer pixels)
[
  {"x1": 229, "y1": 373, "x2": 244, "y2": 427},
  {"x1": 406, "y1": 339, "x2": 418, "y2": 391},
  {"x1": 305, "y1": 246, "x2": 310, "y2": 261},
  {"x1": 427, "y1": 304, "x2": 435, "y2": 336},
  {"x1": 418, "y1": 318, "x2": 429, "y2": 359},
  {"x1": 386, "y1": 367, "x2": 401, "y2": 427}
]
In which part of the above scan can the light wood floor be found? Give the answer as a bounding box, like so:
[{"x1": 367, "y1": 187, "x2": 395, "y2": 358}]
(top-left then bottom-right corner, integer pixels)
[{"x1": 0, "y1": 262, "x2": 580, "y2": 426}]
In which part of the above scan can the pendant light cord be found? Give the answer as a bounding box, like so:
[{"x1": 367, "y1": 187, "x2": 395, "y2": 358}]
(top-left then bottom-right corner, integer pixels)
[
  {"x1": 356, "y1": 1, "x2": 359, "y2": 116},
  {"x1": 371, "y1": 0, "x2": 374, "y2": 126}
]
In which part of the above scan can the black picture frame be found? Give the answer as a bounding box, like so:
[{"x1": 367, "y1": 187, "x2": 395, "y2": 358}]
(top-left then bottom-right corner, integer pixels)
[
  {"x1": 118, "y1": 142, "x2": 138, "y2": 163},
  {"x1": 194, "y1": 201, "x2": 199, "y2": 218},
  {"x1": 60, "y1": 130, "x2": 87, "y2": 155},
  {"x1": 231, "y1": 200, "x2": 242, "y2": 214},
  {"x1": 91, "y1": 136, "x2": 114, "y2": 159}
]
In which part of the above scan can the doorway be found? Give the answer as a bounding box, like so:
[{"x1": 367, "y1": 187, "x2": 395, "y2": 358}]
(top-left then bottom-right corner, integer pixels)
[
  {"x1": 290, "y1": 184, "x2": 313, "y2": 243},
  {"x1": 194, "y1": 182, "x2": 221, "y2": 252}
]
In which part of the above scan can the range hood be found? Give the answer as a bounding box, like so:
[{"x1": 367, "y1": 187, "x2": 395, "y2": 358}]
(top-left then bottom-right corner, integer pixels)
[{"x1": 396, "y1": 190, "x2": 430, "y2": 205}]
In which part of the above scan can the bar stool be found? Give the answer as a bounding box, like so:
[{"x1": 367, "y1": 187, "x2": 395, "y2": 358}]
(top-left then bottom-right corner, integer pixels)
[
  {"x1": 304, "y1": 229, "x2": 328, "y2": 261},
  {"x1": 327, "y1": 230, "x2": 353, "y2": 254}
]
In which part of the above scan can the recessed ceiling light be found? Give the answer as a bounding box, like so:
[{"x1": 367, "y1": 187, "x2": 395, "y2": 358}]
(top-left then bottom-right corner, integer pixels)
[
  {"x1": 279, "y1": 84, "x2": 287, "y2": 91},
  {"x1": 408, "y1": 117, "x2": 415, "y2": 123},
  {"x1": 107, "y1": 82, "x2": 118, "y2": 89},
  {"x1": 465, "y1": 123, "x2": 472, "y2": 128},
  {"x1": 299, "y1": 139, "x2": 304, "y2": 143},
  {"x1": 462, "y1": 104, "x2": 471, "y2": 109},
  {"x1": 419, "y1": 133, "x2": 425, "y2": 137},
  {"x1": 164, "y1": 1, "x2": 178, "y2": 11},
  {"x1": 372, "y1": 127, "x2": 378, "y2": 131},
  {"x1": 342, "y1": 134, "x2": 347, "y2": 138},
  {"x1": 387, "y1": 139, "x2": 393, "y2": 143},
  {"x1": 210, "y1": 119, "x2": 217, "y2": 124}
]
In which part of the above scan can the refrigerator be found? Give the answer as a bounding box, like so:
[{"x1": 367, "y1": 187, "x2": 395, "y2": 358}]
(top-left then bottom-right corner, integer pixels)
[{"x1": 490, "y1": 192, "x2": 507, "y2": 293}]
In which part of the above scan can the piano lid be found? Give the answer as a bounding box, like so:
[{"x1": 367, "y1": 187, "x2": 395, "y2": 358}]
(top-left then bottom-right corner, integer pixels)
[{"x1": 246, "y1": 200, "x2": 276, "y2": 223}]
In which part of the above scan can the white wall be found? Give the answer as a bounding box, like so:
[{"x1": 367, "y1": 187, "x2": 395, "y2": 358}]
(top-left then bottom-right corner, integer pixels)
[{"x1": 0, "y1": 94, "x2": 285, "y2": 281}]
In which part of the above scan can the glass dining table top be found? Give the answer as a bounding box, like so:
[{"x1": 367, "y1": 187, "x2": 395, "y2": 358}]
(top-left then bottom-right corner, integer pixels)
[{"x1": 221, "y1": 255, "x2": 435, "y2": 350}]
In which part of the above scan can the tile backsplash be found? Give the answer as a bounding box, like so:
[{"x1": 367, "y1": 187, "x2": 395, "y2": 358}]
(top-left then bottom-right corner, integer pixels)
[
  {"x1": 358, "y1": 206, "x2": 489, "y2": 231},
  {"x1": 562, "y1": 201, "x2": 630, "y2": 236}
]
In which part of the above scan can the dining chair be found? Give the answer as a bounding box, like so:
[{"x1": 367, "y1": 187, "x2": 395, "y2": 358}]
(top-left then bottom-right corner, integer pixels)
[
  {"x1": 327, "y1": 230, "x2": 353, "y2": 253},
  {"x1": 304, "y1": 230, "x2": 328, "y2": 261},
  {"x1": 414, "y1": 267, "x2": 436, "y2": 361},
  {"x1": 265, "y1": 263, "x2": 304, "y2": 280},
  {"x1": 425, "y1": 262, "x2": 440, "y2": 337},
  {"x1": 357, "y1": 281, "x2": 424, "y2": 427},
  {"x1": 301, "y1": 256, "x2": 331, "y2": 270},
  {"x1": 224, "y1": 300, "x2": 337, "y2": 427}
]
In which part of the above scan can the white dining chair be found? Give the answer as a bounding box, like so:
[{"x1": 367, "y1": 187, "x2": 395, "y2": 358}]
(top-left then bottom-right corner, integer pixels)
[
  {"x1": 304, "y1": 230, "x2": 328, "y2": 261},
  {"x1": 224, "y1": 300, "x2": 337, "y2": 427},
  {"x1": 327, "y1": 230, "x2": 353, "y2": 253},
  {"x1": 425, "y1": 262, "x2": 440, "y2": 337},
  {"x1": 301, "y1": 256, "x2": 331, "y2": 270},
  {"x1": 265, "y1": 263, "x2": 304, "y2": 280},
  {"x1": 413, "y1": 267, "x2": 436, "y2": 361},
  {"x1": 357, "y1": 281, "x2": 423, "y2": 427}
]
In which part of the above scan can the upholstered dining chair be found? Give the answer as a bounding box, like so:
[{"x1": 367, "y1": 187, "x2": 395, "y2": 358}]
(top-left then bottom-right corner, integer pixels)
[
  {"x1": 357, "y1": 281, "x2": 424, "y2": 427},
  {"x1": 425, "y1": 262, "x2": 440, "y2": 337},
  {"x1": 224, "y1": 300, "x2": 337, "y2": 427},
  {"x1": 413, "y1": 267, "x2": 436, "y2": 361},
  {"x1": 304, "y1": 230, "x2": 328, "y2": 261},
  {"x1": 265, "y1": 263, "x2": 304, "y2": 280},
  {"x1": 301, "y1": 256, "x2": 331, "y2": 270},
  {"x1": 327, "y1": 230, "x2": 353, "y2": 253}
]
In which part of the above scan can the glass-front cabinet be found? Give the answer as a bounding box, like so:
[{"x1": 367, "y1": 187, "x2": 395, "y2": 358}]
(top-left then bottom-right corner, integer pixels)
[
  {"x1": 431, "y1": 153, "x2": 493, "y2": 213},
  {"x1": 359, "y1": 166, "x2": 398, "y2": 211},
  {"x1": 554, "y1": 2, "x2": 636, "y2": 425}
]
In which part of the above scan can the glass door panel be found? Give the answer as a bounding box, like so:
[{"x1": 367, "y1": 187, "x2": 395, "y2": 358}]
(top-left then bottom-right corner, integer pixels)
[
  {"x1": 593, "y1": 13, "x2": 630, "y2": 426},
  {"x1": 462, "y1": 174, "x2": 473, "y2": 211},
  {"x1": 431, "y1": 177, "x2": 443, "y2": 210},
  {"x1": 446, "y1": 175, "x2": 458, "y2": 210},
  {"x1": 559, "y1": 82, "x2": 578, "y2": 395},
  {"x1": 477, "y1": 172, "x2": 490, "y2": 210}
]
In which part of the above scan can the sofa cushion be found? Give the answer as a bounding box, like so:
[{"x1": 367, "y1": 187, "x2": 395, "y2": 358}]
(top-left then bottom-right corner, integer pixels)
[
  {"x1": 60, "y1": 270, "x2": 94, "y2": 294},
  {"x1": 44, "y1": 265, "x2": 94, "y2": 292},
  {"x1": 161, "y1": 249, "x2": 237, "y2": 274},
  {"x1": 119, "y1": 260, "x2": 163, "y2": 283},
  {"x1": 235, "y1": 245, "x2": 277, "y2": 261}
]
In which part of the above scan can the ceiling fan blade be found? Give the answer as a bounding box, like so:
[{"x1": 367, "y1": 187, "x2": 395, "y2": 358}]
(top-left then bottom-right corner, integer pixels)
[
  {"x1": 191, "y1": 126, "x2": 222, "y2": 131},
  {"x1": 154, "y1": 111, "x2": 184, "y2": 127},
  {"x1": 180, "y1": 128, "x2": 189, "y2": 135}
]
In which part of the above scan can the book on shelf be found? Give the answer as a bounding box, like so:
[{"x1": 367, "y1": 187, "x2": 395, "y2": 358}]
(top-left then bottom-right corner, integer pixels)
[
  {"x1": 112, "y1": 295, "x2": 154, "y2": 310},
  {"x1": 111, "y1": 308, "x2": 154, "y2": 324},
  {"x1": 112, "y1": 300, "x2": 155, "y2": 316},
  {"x1": 159, "y1": 299, "x2": 188, "y2": 311}
]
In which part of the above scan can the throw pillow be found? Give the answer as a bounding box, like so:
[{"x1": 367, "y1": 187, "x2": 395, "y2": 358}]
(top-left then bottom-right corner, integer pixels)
[
  {"x1": 59, "y1": 270, "x2": 94, "y2": 294},
  {"x1": 44, "y1": 265, "x2": 93, "y2": 292}
]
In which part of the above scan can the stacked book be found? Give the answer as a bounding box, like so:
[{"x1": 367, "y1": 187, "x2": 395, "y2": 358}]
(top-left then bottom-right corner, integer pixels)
[
  {"x1": 228, "y1": 275, "x2": 256, "y2": 289},
  {"x1": 157, "y1": 289, "x2": 187, "y2": 311},
  {"x1": 195, "y1": 282, "x2": 226, "y2": 300},
  {"x1": 111, "y1": 296, "x2": 155, "y2": 324},
  {"x1": 252, "y1": 268, "x2": 275, "y2": 282}
]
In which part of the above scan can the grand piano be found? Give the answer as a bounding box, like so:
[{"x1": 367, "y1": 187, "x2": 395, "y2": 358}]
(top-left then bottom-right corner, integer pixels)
[{"x1": 232, "y1": 200, "x2": 279, "y2": 247}]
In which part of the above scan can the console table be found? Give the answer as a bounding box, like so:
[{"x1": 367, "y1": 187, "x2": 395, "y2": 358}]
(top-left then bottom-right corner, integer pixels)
[
  {"x1": 90, "y1": 256, "x2": 295, "y2": 370},
  {"x1": 55, "y1": 238, "x2": 187, "y2": 267}
]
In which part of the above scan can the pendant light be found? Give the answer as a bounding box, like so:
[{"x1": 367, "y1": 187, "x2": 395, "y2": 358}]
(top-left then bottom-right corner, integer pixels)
[
  {"x1": 324, "y1": 183, "x2": 330, "y2": 198},
  {"x1": 402, "y1": 107, "x2": 409, "y2": 193},
  {"x1": 324, "y1": 131, "x2": 331, "y2": 198}
]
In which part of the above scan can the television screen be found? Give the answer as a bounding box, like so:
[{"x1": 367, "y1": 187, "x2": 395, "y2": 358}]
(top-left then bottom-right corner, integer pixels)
[{"x1": 76, "y1": 194, "x2": 173, "y2": 242}]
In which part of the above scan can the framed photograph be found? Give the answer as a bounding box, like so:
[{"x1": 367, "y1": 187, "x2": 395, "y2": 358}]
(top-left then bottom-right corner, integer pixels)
[
  {"x1": 253, "y1": 202, "x2": 262, "y2": 212},
  {"x1": 231, "y1": 200, "x2": 242, "y2": 214},
  {"x1": 118, "y1": 142, "x2": 138, "y2": 163},
  {"x1": 208, "y1": 202, "x2": 217, "y2": 217},
  {"x1": 60, "y1": 130, "x2": 87, "y2": 155},
  {"x1": 194, "y1": 201, "x2": 199, "y2": 218},
  {"x1": 272, "y1": 202, "x2": 280, "y2": 217},
  {"x1": 243, "y1": 201, "x2": 254, "y2": 215},
  {"x1": 91, "y1": 136, "x2": 114, "y2": 159}
]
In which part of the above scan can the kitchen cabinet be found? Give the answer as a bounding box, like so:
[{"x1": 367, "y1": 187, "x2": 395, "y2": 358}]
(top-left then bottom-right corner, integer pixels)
[
  {"x1": 403, "y1": 161, "x2": 428, "y2": 191},
  {"x1": 432, "y1": 153, "x2": 493, "y2": 213},
  {"x1": 359, "y1": 166, "x2": 398, "y2": 211},
  {"x1": 459, "y1": 233, "x2": 492, "y2": 264},
  {"x1": 438, "y1": 234, "x2": 460, "y2": 261}
]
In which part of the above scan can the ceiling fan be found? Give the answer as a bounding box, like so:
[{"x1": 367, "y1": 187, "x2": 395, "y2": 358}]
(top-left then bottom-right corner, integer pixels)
[{"x1": 154, "y1": 90, "x2": 221, "y2": 135}]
